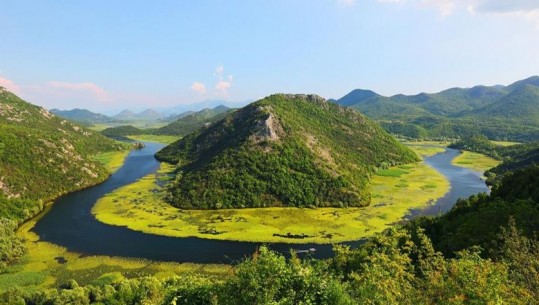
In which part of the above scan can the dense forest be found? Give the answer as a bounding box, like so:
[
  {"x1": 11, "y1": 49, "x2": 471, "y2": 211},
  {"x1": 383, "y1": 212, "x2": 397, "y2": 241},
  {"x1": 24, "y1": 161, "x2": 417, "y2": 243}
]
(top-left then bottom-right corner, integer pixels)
[
  {"x1": 0, "y1": 87, "x2": 126, "y2": 270},
  {"x1": 337, "y1": 76, "x2": 539, "y2": 141},
  {"x1": 2, "y1": 165, "x2": 538, "y2": 304},
  {"x1": 156, "y1": 94, "x2": 418, "y2": 209}
]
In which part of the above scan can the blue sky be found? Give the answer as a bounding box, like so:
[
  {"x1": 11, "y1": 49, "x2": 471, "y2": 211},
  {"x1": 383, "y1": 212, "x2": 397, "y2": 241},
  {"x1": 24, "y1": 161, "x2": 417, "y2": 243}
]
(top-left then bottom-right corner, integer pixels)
[{"x1": 1, "y1": 0, "x2": 539, "y2": 113}]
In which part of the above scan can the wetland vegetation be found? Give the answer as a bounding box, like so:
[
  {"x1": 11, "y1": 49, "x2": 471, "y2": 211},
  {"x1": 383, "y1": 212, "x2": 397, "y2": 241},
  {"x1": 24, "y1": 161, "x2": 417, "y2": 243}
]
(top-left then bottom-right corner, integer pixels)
[{"x1": 92, "y1": 158, "x2": 449, "y2": 243}]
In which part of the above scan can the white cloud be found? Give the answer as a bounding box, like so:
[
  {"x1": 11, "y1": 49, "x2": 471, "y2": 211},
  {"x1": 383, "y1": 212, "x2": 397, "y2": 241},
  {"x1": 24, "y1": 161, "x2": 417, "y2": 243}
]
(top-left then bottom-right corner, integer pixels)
[
  {"x1": 190, "y1": 82, "x2": 207, "y2": 94},
  {"x1": 216, "y1": 80, "x2": 231, "y2": 92},
  {"x1": 215, "y1": 65, "x2": 224, "y2": 76},
  {"x1": 380, "y1": 0, "x2": 539, "y2": 25},
  {"x1": 213, "y1": 66, "x2": 233, "y2": 97},
  {"x1": 474, "y1": 0, "x2": 539, "y2": 13},
  {"x1": 46, "y1": 81, "x2": 112, "y2": 102},
  {"x1": 0, "y1": 77, "x2": 21, "y2": 95},
  {"x1": 191, "y1": 66, "x2": 234, "y2": 98}
]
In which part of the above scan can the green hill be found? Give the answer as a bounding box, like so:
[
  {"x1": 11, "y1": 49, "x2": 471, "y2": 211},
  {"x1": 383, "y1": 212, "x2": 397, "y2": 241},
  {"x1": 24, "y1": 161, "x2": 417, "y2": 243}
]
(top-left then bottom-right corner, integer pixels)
[
  {"x1": 101, "y1": 125, "x2": 144, "y2": 137},
  {"x1": 469, "y1": 85, "x2": 539, "y2": 125},
  {"x1": 50, "y1": 108, "x2": 117, "y2": 125},
  {"x1": 156, "y1": 94, "x2": 418, "y2": 209},
  {"x1": 335, "y1": 76, "x2": 539, "y2": 141},
  {"x1": 449, "y1": 134, "x2": 500, "y2": 159},
  {"x1": 0, "y1": 87, "x2": 124, "y2": 216},
  {"x1": 486, "y1": 142, "x2": 539, "y2": 186},
  {"x1": 153, "y1": 106, "x2": 233, "y2": 136}
]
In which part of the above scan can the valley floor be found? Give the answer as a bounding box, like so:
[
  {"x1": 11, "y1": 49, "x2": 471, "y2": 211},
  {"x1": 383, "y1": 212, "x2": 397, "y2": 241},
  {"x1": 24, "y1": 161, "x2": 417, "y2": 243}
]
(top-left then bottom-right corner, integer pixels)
[
  {"x1": 91, "y1": 143, "x2": 451, "y2": 244},
  {"x1": 451, "y1": 150, "x2": 500, "y2": 173},
  {"x1": 2, "y1": 141, "x2": 497, "y2": 291}
]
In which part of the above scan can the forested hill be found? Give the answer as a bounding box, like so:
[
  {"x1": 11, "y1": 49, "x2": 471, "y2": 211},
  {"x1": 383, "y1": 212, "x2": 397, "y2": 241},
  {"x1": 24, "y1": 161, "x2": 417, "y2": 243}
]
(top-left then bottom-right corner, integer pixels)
[
  {"x1": 0, "y1": 87, "x2": 124, "y2": 207},
  {"x1": 156, "y1": 94, "x2": 418, "y2": 209},
  {"x1": 335, "y1": 76, "x2": 539, "y2": 141},
  {"x1": 152, "y1": 105, "x2": 233, "y2": 136}
]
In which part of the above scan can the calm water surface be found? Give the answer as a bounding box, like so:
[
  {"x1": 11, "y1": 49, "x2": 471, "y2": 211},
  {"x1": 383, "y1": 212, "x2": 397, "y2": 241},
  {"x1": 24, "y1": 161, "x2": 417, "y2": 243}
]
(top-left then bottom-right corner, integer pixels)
[{"x1": 33, "y1": 143, "x2": 488, "y2": 263}]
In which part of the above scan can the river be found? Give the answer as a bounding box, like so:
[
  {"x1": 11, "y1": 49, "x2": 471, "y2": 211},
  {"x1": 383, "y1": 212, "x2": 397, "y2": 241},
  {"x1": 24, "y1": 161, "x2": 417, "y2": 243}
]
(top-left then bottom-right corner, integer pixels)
[{"x1": 32, "y1": 142, "x2": 489, "y2": 263}]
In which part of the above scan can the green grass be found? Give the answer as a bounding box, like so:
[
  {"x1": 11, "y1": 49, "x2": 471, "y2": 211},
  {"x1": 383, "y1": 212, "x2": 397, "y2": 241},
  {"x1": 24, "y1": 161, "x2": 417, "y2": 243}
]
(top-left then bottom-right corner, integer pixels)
[
  {"x1": 375, "y1": 168, "x2": 409, "y2": 177},
  {"x1": 92, "y1": 150, "x2": 131, "y2": 173},
  {"x1": 491, "y1": 140, "x2": 520, "y2": 147},
  {"x1": 92, "y1": 160, "x2": 450, "y2": 244},
  {"x1": 403, "y1": 141, "x2": 449, "y2": 157},
  {"x1": 452, "y1": 151, "x2": 500, "y2": 173},
  {"x1": 127, "y1": 134, "x2": 180, "y2": 144},
  {"x1": 89, "y1": 121, "x2": 169, "y2": 131}
]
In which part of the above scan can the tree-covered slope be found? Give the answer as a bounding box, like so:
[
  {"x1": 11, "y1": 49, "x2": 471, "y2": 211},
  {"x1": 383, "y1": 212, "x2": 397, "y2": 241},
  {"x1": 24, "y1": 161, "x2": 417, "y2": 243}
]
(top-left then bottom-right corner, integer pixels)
[
  {"x1": 486, "y1": 142, "x2": 539, "y2": 186},
  {"x1": 413, "y1": 165, "x2": 539, "y2": 257},
  {"x1": 0, "y1": 87, "x2": 124, "y2": 204},
  {"x1": 469, "y1": 85, "x2": 539, "y2": 125},
  {"x1": 156, "y1": 94, "x2": 418, "y2": 209},
  {"x1": 448, "y1": 134, "x2": 500, "y2": 158},
  {"x1": 0, "y1": 87, "x2": 126, "y2": 268},
  {"x1": 334, "y1": 76, "x2": 539, "y2": 141},
  {"x1": 101, "y1": 125, "x2": 144, "y2": 137},
  {"x1": 153, "y1": 106, "x2": 233, "y2": 136}
]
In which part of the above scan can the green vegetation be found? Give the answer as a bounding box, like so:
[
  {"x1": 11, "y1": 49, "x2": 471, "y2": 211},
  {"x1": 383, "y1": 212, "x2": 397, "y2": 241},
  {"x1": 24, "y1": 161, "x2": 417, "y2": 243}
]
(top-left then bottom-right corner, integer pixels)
[
  {"x1": 447, "y1": 135, "x2": 538, "y2": 181},
  {"x1": 481, "y1": 141, "x2": 539, "y2": 186},
  {"x1": 3, "y1": 140, "x2": 538, "y2": 304},
  {"x1": 152, "y1": 106, "x2": 233, "y2": 136},
  {"x1": 92, "y1": 160, "x2": 448, "y2": 243},
  {"x1": 451, "y1": 151, "x2": 500, "y2": 173},
  {"x1": 401, "y1": 141, "x2": 448, "y2": 157},
  {"x1": 5, "y1": 169, "x2": 539, "y2": 304},
  {"x1": 100, "y1": 107, "x2": 232, "y2": 141},
  {"x1": 101, "y1": 125, "x2": 143, "y2": 137},
  {"x1": 449, "y1": 134, "x2": 499, "y2": 158},
  {"x1": 92, "y1": 150, "x2": 131, "y2": 173},
  {"x1": 157, "y1": 94, "x2": 419, "y2": 209},
  {"x1": 0, "y1": 217, "x2": 230, "y2": 293},
  {"x1": 0, "y1": 87, "x2": 128, "y2": 269},
  {"x1": 337, "y1": 76, "x2": 539, "y2": 141},
  {"x1": 412, "y1": 166, "x2": 539, "y2": 259},
  {"x1": 126, "y1": 134, "x2": 180, "y2": 144}
]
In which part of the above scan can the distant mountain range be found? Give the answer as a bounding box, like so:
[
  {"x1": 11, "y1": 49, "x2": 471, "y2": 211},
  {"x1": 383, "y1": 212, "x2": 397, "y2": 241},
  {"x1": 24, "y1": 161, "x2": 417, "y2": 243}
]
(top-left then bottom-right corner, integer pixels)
[
  {"x1": 113, "y1": 109, "x2": 165, "y2": 121},
  {"x1": 158, "y1": 99, "x2": 251, "y2": 116},
  {"x1": 333, "y1": 76, "x2": 539, "y2": 141},
  {"x1": 101, "y1": 105, "x2": 234, "y2": 137},
  {"x1": 153, "y1": 105, "x2": 234, "y2": 136},
  {"x1": 50, "y1": 108, "x2": 118, "y2": 125}
]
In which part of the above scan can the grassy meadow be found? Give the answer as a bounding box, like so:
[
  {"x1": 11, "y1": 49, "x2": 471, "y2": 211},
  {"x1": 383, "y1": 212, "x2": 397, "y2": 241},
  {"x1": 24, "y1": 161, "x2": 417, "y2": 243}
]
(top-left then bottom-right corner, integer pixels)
[
  {"x1": 92, "y1": 150, "x2": 131, "y2": 173},
  {"x1": 451, "y1": 151, "x2": 501, "y2": 173},
  {"x1": 127, "y1": 134, "x2": 181, "y2": 144}
]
